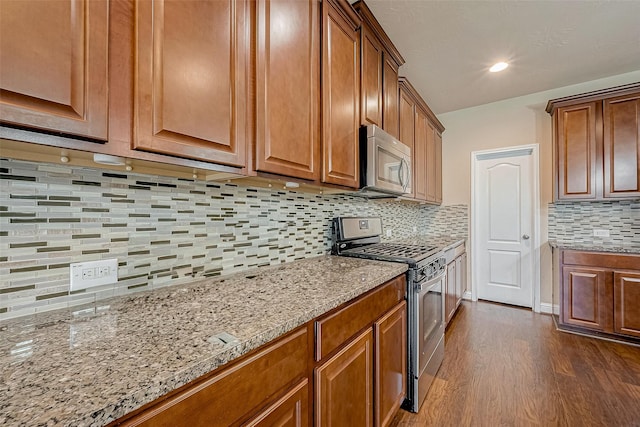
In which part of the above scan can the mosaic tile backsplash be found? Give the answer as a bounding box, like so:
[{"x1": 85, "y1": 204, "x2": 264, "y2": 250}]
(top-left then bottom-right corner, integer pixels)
[
  {"x1": 548, "y1": 200, "x2": 640, "y2": 249},
  {"x1": 0, "y1": 158, "x2": 468, "y2": 319}
]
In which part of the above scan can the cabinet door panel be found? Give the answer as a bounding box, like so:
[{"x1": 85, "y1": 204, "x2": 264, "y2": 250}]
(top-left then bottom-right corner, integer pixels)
[
  {"x1": 561, "y1": 266, "x2": 612, "y2": 332},
  {"x1": 256, "y1": 0, "x2": 320, "y2": 180},
  {"x1": 435, "y1": 132, "x2": 443, "y2": 204},
  {"x1": 382, "y1": 57, "x2": 399, "y2": 138},
  {"x1": 246, "y1": 379, "x2": 309, "y2": 427},
  {"x1": 413, "y1": 108, "x2": 428, "y2": 201},
  {"x1": 398, "y1": 87, "x2": 415, "y2": 197},
  {"x1": 134, "y1": 0, "x2": 248, "y2": 166},
  {"x1": 445, "y1": 261, "x2": 456, "y2": 324},
  {"x1": 555, "y1": 103, "x2": 598, "y2": 199},
  {"x1": 374, "y1": 302, "x2": 406, "y2": 427},
  {"x1": 360, "y1": 27, "x2": 383, "y2": 127},
  {"x1": 0, "y1": 0, "x2": 108, "y2": 139},
  {"x1": 315, "y1": 328, "x2": 374, "y2": 427},
  {"x1": 425, "y1": 120, "x2": 437, "y2": 202},
  {"x1": 603, "y1": 93, "x2": 640, "y2": 198},
  {"x1": 322, "y1": 1, "x2": 360, "y2": 188},
  {"x1": 614, "y1": 271, "x2": 640, "y2": 338}
]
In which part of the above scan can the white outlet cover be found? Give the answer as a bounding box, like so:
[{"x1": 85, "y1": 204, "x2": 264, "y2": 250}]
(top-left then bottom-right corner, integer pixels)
[
  {"x1": 593, "y1": 229, "x2": 610, "y2": 237},
  {"x1": 386, "y1": 229, "x2": 393, "y2": 237},
  {"x1": 70, "y1": 259, "x2": 118, "y2": 292}
]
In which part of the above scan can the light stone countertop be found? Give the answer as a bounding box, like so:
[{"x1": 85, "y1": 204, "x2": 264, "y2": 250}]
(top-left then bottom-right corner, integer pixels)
[
  {"x1": 548, "y1": 240, "x2": 640, "y2": 254},
  {"x1": 0, "y1": 255, "x2": 407, "y2": 427}
]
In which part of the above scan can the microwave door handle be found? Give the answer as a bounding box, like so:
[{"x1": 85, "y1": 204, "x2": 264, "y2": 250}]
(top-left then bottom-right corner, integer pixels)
[
  {"x1": 403, "y1": 159, "x2": 410, "y2": 191},
  {"x1": 400, "y1": 158, "x2": 409, "y2": 192}
]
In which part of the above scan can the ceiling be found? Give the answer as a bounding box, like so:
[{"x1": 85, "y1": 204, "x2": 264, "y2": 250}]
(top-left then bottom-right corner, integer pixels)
[{"x1": 365, "y1": 0, "x2": 640, "y2": 114}]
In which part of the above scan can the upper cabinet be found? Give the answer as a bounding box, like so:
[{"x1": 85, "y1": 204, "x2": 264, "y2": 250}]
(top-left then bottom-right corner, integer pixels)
[
  {"x1": 547, "y1": 83, "x2": 640, "y2": 201},
  {"x1": 255, "y1": 0, "x2": 320, "y2": 181},
  {"x1": 134, "y1": 0, "x2": 249, "y2": 167},
  {"x1": 0, "y1": 0, "x2": 109, "y2": 140},
  {"x1": 321, "y1": 0, "x2": 361, "y2": 188},
  {"x1": 352, "y1": 1, "x2": 404, "y2": 139},
  {"x1": 398, "y1": 78, "x2": 444, "y2": 205}
]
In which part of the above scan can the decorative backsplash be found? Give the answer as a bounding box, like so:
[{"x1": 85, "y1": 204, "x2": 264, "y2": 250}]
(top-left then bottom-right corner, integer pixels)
[
  {"x1": 548, "y1": 200, "x2": 640, "y2": 248},
  {"x1": 0, "y1": 158, "x2": 468, "y2": 319}
]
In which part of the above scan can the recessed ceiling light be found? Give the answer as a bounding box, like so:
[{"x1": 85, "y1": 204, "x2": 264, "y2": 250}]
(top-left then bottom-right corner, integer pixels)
[{"x1": 489, "y1": 62, "x2": 509, "y2": 73}]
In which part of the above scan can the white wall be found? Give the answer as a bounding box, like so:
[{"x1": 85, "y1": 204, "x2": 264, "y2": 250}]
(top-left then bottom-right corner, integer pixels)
[{"x1": 439, "y1": 70, "x2": 640, "y2": 307}]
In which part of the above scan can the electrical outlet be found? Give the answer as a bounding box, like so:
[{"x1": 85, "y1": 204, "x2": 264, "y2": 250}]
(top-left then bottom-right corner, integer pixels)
[
  {"x1": 412, "y1": 226, "x2": 417, "y2": 233},
  {"x1": 593, "y1": 229, "x2": 610, "y2": 237},
  {"x1": 70, "y1": 259, "x2": 118, "y2": 292},
  {"x1": 386, "y1": 229, "x2": 393, "y2": 238}
]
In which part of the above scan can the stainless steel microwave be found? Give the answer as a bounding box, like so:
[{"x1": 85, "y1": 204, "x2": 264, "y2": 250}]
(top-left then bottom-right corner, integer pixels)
[{"x1": 359, "y1": 125, "x2": 412, "y2": 198}]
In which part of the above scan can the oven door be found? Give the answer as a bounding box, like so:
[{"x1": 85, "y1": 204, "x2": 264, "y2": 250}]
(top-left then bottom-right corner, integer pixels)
[{"x1": 416, "y1": 274, "x2": 445, "y2": 383}]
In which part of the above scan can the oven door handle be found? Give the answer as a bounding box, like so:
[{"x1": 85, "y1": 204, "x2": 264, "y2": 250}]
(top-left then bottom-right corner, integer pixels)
[{"x1": 415, "y1": 275, "x2": 444, "y2": 295}]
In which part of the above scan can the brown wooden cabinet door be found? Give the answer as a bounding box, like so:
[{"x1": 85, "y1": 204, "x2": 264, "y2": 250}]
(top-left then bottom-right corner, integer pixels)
[
  {"x1": 360, "y1": 26, "x2": 383, "y2": 127},
  {"x1": 435, "y1": 132, "x2": 443, "y2": 204},
  {"x1": 413, "y1": 108, "x2": 428, "y2": 201},
  {"x1": 555, "y1": 102, "x2": 599, "y2": 200},
  {"x1": 315, "y1": 328, "x2": 374, "y2": 427},
  {"x1": 321, "y1": 0, "x2": 360, "y2": 188},
  {"x1": 445, "y1": 261, "x2": 457, "y2": 324},
  {"x1": 425, "y1": 121, "x2": 437, "y2": 203},
  {"x1": 382, "y1": 57, "x2": 399, "y2": 138},
  {"x1": 561, "y1": 266, "x2": 612, "y2": 332},
  {"x1": 256, "y1": 0, "x2": 320, "y2": 180},
  {"x1": 134, "y1": 0, "x2": 248, "y2": 167},
  {"x1": 398, "y1": 86, "x2": 415, "y2": 198},
  {"x1": 614, "y1": 271, "x2": 640, "y2": 338},
  {"x1": 0, "y1": 0, "x2": 108, "y2": 140},
  {"x1": 245, "y1": 379, "x2": 309, "y2": 427},
  {"x1": 603, "y1": 92, "x2": 640, "y2": 198},
  {"x1": 374, "y1": 302, "x2": 406, "y2": 427}
]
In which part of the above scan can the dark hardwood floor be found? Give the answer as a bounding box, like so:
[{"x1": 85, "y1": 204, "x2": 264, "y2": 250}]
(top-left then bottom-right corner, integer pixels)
[{"x1": 392, "y1": 301, "x2": 640, "y2": 427}]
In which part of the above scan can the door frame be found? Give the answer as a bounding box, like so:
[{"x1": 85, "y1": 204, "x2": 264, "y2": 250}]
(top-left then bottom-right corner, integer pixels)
[{"x1": 470, "y1": 144, "x2": 541, "y2": 312}]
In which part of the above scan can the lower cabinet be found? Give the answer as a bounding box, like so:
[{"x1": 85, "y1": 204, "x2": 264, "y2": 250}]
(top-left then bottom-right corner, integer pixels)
[
  {"x1": 558, "y1": 250, "x2": 640, "y2": 342},
  {"x1": 315, "y1": 328, "x2": 374, "y2": 426},
  {"x1": 445, "y1": 243, "x2": 466, "y2": 326},
  {"x1": 614, "y1": 271, "x2": 640, "y2": 338},
  {"x1": 374, "y1": 301, "x2": 407, "y2": 427},
  {"x1": 110, "y1": 275, "x2": 407, "y2": 427}
]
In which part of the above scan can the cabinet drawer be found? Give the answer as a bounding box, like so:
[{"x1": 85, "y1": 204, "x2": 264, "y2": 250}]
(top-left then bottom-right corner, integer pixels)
[
  {"x1": 315, "y1": 275, "x2": 405, "y2": 361},
  {"x1": 120, "y1": 327, "x2": 308, "y2": 427},
  {"x1": 563, "y1": 251, "x2": 640, "y2": 270}
]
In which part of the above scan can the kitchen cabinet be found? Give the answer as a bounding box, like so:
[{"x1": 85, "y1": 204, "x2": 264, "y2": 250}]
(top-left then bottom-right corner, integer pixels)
[
  {"x1": 321, "y1": 0, "x2": 361, "y2": 188},
  {"x1": 133, "y1": 0, "x2": 249, "y2": 167},
  {"x1": 315, "y1": 275, "x2": 406, "y2": 426},
  {"x1": 445, "y1": 242, "x2": 466, "y2": 326},
  {"x1": 0, "y1": 0, "x2": 109, "y2": 140},
  {"x1": 255, "y1": 0, "x2": 320, "y2": 180},
  {"x1": 245, "y1": 379, "x2": 309, "y2": 427},
  {"x1": 352, "y1": 1, "x2": 404, "y2": 139},
  {"x1": 398, "y1": 77, "x2": 445, "y2": 204},
  {"x1": 557, "y1": 249, "x2": 640, "y2": 342},
  {"x1": 614, "y1": 271, "x2": 640, "y2": 338},
  {"x1": 547, "y1": 83, "x2": 640, "y2": 201},
  {"x1": 374, "y1": 301, "x2": 407, "y2": 427},
  {"x1": 316, "y1": 328, "x2": 374, "y2": 426}
]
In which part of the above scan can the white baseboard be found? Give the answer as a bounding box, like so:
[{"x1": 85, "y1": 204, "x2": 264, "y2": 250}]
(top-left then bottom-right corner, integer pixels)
[
  {"x1": 540, "y1": 303, "x2": 559, "y2": 315},
  {"x1": 463, "y1": 290, "x2": 473, "y2": 300}
]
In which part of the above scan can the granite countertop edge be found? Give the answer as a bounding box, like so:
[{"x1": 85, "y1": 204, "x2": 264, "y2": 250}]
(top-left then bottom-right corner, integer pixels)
[{"x1": 548, "y1": 240, "x2": 640, "y2": 254}]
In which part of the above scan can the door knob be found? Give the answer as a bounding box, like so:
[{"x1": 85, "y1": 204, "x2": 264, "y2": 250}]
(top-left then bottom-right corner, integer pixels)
[{"x1": 522, "y1": 234, "x2": 530, "y2": 240}]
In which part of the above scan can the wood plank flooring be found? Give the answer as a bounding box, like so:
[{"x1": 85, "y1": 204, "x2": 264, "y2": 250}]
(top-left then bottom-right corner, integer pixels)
[{"x1": 392, "y1": 301, "x2": 640, "y2": 426}]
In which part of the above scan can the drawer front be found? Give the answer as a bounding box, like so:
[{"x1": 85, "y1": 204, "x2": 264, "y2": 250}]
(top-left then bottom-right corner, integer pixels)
[
  {"x1": 315, "y1": 275, "x2": 405, "y2": 361},
  {"x1": 122, "y1": 327, "x2": 308, "y2": 427},
  {"x1": 562, "y1": 250, "x2": 640, "y2": 270}
]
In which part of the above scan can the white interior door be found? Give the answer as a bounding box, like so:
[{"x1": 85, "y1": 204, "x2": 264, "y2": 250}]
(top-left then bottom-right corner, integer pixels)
[{"x1": 474, "y1": 147, "x2": 535, "y2": 308}]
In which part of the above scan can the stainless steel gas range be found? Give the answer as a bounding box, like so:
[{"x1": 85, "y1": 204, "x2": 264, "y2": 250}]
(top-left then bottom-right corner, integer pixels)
[{"x1": 331, "y1": 216, "x2": 446, "y2": 413}]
